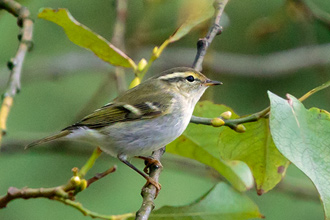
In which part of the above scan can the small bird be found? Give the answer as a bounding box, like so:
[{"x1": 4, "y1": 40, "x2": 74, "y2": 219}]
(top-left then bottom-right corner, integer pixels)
[{"x1": 26, "y1": 67, "x2": 221, "y2": 193}]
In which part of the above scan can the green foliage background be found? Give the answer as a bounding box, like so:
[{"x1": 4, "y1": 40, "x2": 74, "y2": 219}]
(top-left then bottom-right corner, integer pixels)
[{"x1": 0, "y1": 0, "x2": 329, "y2": 219}]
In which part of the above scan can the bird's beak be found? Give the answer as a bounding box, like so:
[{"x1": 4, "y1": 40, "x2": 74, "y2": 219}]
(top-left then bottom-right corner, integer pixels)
[{"x1": 204, "y1": 79, "x2": 223, "y2": 86}]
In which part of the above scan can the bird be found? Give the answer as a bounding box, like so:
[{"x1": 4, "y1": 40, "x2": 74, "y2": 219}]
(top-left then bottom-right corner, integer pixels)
[{"x1": 26, "y1": 67, "x2": 222, "y2": 194}]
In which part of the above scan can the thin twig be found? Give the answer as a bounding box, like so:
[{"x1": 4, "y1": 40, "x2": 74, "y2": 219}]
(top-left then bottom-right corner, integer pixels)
[
  {"x1": 190, "y1": 107, "x2": 269, "y2": 131},
  {"x1": 192, "y1": 0, "x2": 228, "y2": 72},
  {"x1": 0, "y1": 145, "x2": 119, "y2": 219},
  {"x1": 55, "y1": 198, "x2": 135, "y2": 220},
  {"x1": 135, "y1": 2, "x2": 230, "y2": 220},
  {"x1": 0, "y1": 163, "x2": 116, "y2": 209},
  {"x1": 87, "y1": 165, "x2": 117, "y2": 187},
  {"x1": 112, "y1": 0, "x2": 128, "y2": 94},
  {"x1": 0, "y1": 0, "x2": 33, "y2": 147},
  {"x1": 136, "y1": 147, "x2": 165, "y2": 220},
  {"x1": 190, "y1": 79, "x2": 330, "y2": 130},
  {"x1": 78, "y1": 147, "x2": 103, "y2": 178}
]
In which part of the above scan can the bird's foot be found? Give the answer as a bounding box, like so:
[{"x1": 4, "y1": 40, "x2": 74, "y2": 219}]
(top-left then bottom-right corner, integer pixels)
[
  {"x1": 143, "y1": 176, "x2": 162, "y2": 198},
  {"x1": 136, "y1": 156, "x2": 163, "y2": 174}
]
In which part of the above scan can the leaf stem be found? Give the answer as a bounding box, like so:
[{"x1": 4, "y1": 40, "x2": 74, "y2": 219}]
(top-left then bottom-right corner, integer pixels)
[
  {"x1": 55, "y1": 198, "x2": 134, "y2": 220},
  {"x1": 299, "y1": 80, "x2": 330, "y2": 102},
  {"x1": 78, "y1": 147, "x2": 103, "y2": 178}
]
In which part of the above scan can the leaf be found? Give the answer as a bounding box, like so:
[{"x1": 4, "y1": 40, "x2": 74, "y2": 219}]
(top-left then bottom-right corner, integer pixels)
[
  {"x1": 218, "y1": 118, "x2": 290, "y2": 195},
  {"x1": 167, "y1": 101, "x2": 254, "y2": 192},
  {"x1": 149, "y1": 182, "x2": 263, "y2": 220},
  {"x1": 268, "y1": 92, "x2": 330, "y2": 219},
  {"x1": 169, "y1": 0, "x2": 215, "y2": 43},
  {"x1": 38, "y1": 8, "x2": 136, "y2": 69}
]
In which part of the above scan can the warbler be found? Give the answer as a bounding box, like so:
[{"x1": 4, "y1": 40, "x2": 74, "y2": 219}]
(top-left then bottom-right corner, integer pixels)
[{"x1": 26, "y1": 67, "x2": 222, "y2": 192}]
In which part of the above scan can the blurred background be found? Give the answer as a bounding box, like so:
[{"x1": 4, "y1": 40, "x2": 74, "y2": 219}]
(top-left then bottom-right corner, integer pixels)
[{"x1": 0, "y1": 0, "x2": 329, "y2": 219}]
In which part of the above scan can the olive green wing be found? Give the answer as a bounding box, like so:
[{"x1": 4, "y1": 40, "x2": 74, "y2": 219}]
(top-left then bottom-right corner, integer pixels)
[{"x1": 65, "y1": 100, "x2": 173, "y2": 130}]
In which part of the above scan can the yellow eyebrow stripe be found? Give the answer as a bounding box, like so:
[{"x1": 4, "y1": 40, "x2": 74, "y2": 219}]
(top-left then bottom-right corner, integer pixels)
[{"x1": 158, "y1": 71, "x2": 196, "y2": 80}]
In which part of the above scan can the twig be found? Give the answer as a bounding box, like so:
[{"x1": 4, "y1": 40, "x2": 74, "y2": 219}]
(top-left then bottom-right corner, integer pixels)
[
  {"x1": 0, "y1": 145, "x2": 119, "y2": 219},
  {"x1": 112, "y1": 0, "x2": 128, "y2": 94},
  {"x1": 54, "y1": 198, "x2": 134, "y2": 220},
  {"x1": 78, "y1": 147, "x2": 103, "y2": 178},
  {"x1": 0, "y1": 163, "x2": 115, "y2": 209},
  {"x1": 192, "y1": 0, "x2": 228, "y2": 71},
  {"x1": 0, "y1": 0, "x2": 33, "y2": 147},
  {"x1": 191, "y1": 107, "x2": 269, "y2": 131},
  {"x1": 136, "y1": 147, "x2": 165, "y2": 220},
  {"x1": 87, "y1": 165, "x2": 117, "y2": 187},
  {"x1": 190, "y1": 80, "x2": 330, "y2": 130},
  {"x1": 135, "y1": 2, "x2": 229, "y2": 219}
]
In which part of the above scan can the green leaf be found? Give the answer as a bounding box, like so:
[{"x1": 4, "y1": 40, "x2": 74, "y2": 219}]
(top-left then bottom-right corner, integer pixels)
[
  {"x1": 167, "y1": 101, "x2": 254, "y2": 192},
  {"x1": 38, "y1": 8, "x2": 136, "y2": 69},
  {"x1": 149, "y1": 182, "x2": 263, "y2": 220},
  {"x1": 218, "y1": 118, "x2": 290, "y2": 195},
  {"x1": 269, "y1": 92, "x2": 330, "y2": 219},
  {"x1": 169, "y1": 0, "x2": 215, "y2": 43}
]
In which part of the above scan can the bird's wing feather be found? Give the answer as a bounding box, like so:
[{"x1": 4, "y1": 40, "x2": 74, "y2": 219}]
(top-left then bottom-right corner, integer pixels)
[{"x1": 65, "y1": 98, "x2": 173, "y2": 130}]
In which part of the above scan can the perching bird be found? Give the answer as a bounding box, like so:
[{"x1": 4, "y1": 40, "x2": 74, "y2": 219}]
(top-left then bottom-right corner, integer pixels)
[{"x1": 26, "y1": 67, "x2": 222, "y2": 193}]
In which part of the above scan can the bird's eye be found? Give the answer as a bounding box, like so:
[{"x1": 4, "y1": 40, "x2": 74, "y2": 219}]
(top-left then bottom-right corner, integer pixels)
[{"x1": 186, "y1": 75, "x2": 195, "y2": 82}]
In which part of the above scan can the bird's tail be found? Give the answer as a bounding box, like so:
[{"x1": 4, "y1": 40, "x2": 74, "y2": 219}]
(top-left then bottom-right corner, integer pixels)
[{"x1": 25, "y1": 130, "x2": 71, "y2": 150}]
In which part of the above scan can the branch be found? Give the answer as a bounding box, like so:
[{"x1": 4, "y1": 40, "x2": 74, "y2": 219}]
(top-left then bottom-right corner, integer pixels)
[
  {"x1": 191, "y1": 80, "x2": 330, "y2": 130},
  {"x1": 136, "y1": 1, "x2": 229, "y2": 219},
  {"x1": 190, "y1": 107, "x2": 269, "y2": 132},
  {"x1": 192, "y1": 0, "x2": 228, "y2": 71},
  {"x1": 0, "y1": 0, "x2": 33, "y2": 147},
  {"x1": 55, "y1": 198, "x2": 134, "y2": 220},
  {"x1": 0, "y1": 147, "x2": 121, "y2": 219},
  {"x1": 136, "y1": 147, "x2": 165, "y2": 220},
  {"x1": 112, "y1": 0, "x2": 128, "y2": 94}
]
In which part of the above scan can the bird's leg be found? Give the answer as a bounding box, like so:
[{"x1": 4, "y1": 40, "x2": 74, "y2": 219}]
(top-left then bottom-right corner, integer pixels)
[
  {"x1": 135, "y1": 156, "x2": 163, "y2": 174},
  {"x1": 118, "y1": 154, "x2": 161, "y2": 196}
]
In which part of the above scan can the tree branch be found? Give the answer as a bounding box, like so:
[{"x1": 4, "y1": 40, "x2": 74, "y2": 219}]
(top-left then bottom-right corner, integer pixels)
[
  {"x1": 112, "y1": 0, "x2": 128, "y2": 94},
  {"x1": 0, "y1": 146, "x2": 122, "y2": 219},
  {"x1": 55, "y1": 198, "x2": 134, "y2": 220},
  {"x1": 192, "y1": 0, "x2": 228, "y2": 71},
  {"x1": 190, "y1": 80, "x2": 330, "y2": 130},
  {"x1": 136, "y1": 147, "x2": 165, "y2": 220},
  {"x1": 135, "y1": 1, "x2": 229, "y2": 219},
  {"x1": 0, "y1": 0, "x2": 33, "y2": 147}
]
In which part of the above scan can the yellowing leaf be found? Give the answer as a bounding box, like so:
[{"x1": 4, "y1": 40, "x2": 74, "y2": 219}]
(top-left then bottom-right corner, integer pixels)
[
  {"x1": 38, "y1": 8, "x2": 136, "y2": 69},
  {"x1": 219, "y1": 118, "x2": 290, "y2": 195}
]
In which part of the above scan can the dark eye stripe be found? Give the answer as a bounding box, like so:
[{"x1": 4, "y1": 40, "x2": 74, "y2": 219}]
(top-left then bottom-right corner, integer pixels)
[{"x1": 160, "y1": 75, "x2": 201, "y2": 83}]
